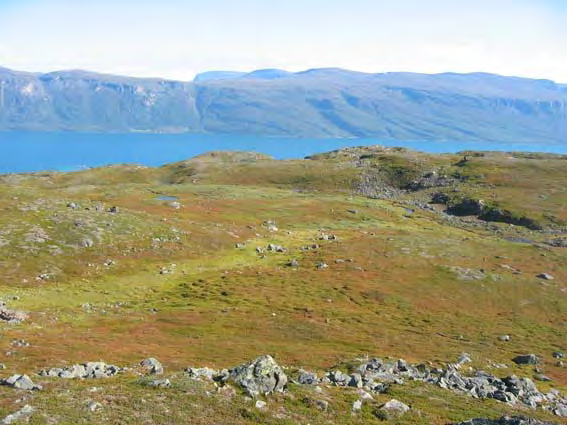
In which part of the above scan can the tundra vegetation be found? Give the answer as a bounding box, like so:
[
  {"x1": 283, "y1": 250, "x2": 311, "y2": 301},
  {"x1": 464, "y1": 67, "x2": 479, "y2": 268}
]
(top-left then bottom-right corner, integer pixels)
[{"x1": 0, "y1": 146, "x2": 565, "y2": 424}]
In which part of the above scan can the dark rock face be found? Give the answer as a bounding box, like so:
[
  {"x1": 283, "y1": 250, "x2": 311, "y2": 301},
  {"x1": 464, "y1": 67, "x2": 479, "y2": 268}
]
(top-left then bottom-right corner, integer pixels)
[
  {"x1": 445, "y1": 197, "x2": 542, "y2": 230},
  {"x1": 447, "y1": 198, "x2": 486, "y2": 216}
]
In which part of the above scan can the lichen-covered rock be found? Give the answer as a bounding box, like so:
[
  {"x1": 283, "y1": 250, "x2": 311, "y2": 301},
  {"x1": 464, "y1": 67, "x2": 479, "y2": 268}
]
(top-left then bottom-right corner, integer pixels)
[
  {"x1": 2, "y1": 405, "x2": 34, "y2": 424},
  {"x1": 296, "y1": 369, "x2": 319, "y2": 385},
  {"x1": 185, "y1": 367, "x2": 218, "y2": 380},
  {"x1": 380, "y1": 399, "x2": 410, "y2": 415},
  {"x1": 1, "y1": 374, "x2": 41, "y2": 391},
  {"x1": 140, "y1": 358, "x2": 164, "y2": 375},
  {"x1": 39, "y1": 362, "x2": 121, "y2": 379},
  {"x1": 222, "y1": 355, "x2": 287, "y2": 397}
]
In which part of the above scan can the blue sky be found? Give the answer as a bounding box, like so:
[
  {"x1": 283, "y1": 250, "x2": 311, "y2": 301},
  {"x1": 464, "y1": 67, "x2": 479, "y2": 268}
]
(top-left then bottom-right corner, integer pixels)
[{"x1": 0, "y1": 0, "x2": 565, "y2": 81}]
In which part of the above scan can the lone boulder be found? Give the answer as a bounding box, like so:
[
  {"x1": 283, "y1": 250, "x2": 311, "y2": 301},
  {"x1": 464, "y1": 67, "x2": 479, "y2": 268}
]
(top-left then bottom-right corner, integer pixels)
[
  {"x1": 512, "y1": 354, "x2": 540, "y2": 366},
  {"x1": 140, "y1": 358, "x2": 164, "y2": 375},
  {"x1": 222, "y1": 355, "x2": 287, "y2": 397},
  {"x1": 1, "y1": 374, "x2": 41, "y2": 391}
]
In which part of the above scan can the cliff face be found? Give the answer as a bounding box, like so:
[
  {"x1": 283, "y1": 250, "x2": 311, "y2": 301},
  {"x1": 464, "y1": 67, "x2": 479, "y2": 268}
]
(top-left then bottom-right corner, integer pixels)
[{"x1": 1, "y1": 66, "x2": 567, "y2": 143}]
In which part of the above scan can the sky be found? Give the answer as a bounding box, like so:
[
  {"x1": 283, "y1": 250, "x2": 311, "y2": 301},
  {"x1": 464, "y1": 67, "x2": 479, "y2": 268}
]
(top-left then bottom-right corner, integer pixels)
[{"x1": 0, "y1": 0, "x2": 565, "y2": 82}]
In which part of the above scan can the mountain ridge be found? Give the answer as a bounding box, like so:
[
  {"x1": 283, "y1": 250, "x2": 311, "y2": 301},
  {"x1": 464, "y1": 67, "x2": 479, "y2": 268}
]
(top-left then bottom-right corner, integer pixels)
[{"x1": 0, "y1": 65, "x2": 566, "y2": 142}]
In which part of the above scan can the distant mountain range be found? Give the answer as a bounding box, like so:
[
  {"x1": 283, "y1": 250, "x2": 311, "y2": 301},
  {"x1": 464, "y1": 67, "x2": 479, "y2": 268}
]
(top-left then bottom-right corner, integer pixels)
[{"x1": 1, "y1": 66, "x2": 567, "y2": 142}]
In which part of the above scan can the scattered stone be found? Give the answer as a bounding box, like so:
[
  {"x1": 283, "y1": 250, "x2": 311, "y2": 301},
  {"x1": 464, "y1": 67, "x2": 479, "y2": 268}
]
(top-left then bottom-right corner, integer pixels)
[
  {"x1": 296, "y1": 369, "x2": 318, "y2": 385},
  {"x1": 513, "y1": 354, "x2": 540, "y2": 366},
  {"x1": 11, "y1": 339, "x2": 30, "y2": 348},
  {"x1": 1, "y1": 374, "x2": 42, "y2": 390},
  {"x1": 220, "y1": 355, "x2": 287, "y2": 398},
  {"x1": 262, "y1": 221, "x2": 279, "y2": 232},
  {"x1": 534, "y1": 374, "x2": 551, "y2": 382},
  {"x1": 108, "y1": 206, "x2": 119, "y2": 214},
  {"x1": 380, "y1": 399, "x2": 410, "y2": 415},
  {"x1": 456, "y1": 353, "x2": 472, "y2": 368},
  {"x1": 314, "y1": 399, "x2": 329, "y2": 412},
  {"x1": 0, "y1": 307, "x2": 28, "y2": 323},
  {"x1": 255, "y1": 400, "x2": 267, "y2": 410},
  {"x1": 286, "y1": 259, "x2": 300, "y2": 268},
  {"x1": 537, "y1": 273, "x2": 554, "y2": 281},
  {"x1": 449, "y1": 266, "x2": 486, "y2": 281},
  {"x1": 185, "y1": 367, "x2": 218, "y2": 381},
  {"x1": 87, "y1": 401, "x2": 103, "y2": 412},
  {"x1": 267, "y1": 244, "x2": 286, "y2": 253},
  {"x1": 2, "y1": 405, "x2": 34, "y2": 424},
  {"x1": 140, "y1": 358, "x2": 163, "y2": 375},
  {"x1": 235, "y1": 242, "x2": 246, "y2": 249},
  {"x1": 301, "y1": 244, "x2": 320, "y2": 251},
  {"x1": 81, "y1": 238, "x2": 95, "y2": 248},
  {"x1": 316, "y1": 262, "x2": 329, "y2": 270},
  {"x1": 159, "y1": 264, "x2": 176, "y2": 275},
  {"x1": 352, "y1": 400, "x2": 363, "y2": 412},
  {"x1": 145, "y1": 378, "x2": 171, "y2": 388},
  {"x1": 39, "y1": 362, "x2": 121, "y2": 379},
  {"x1": 553, "y1": 352, "x2": 565, "y2": 359},
  {"x1": 545, "y1": 238, "x2": 567, "y2": 248},
  {"x1": 319, "y1": 234, "x2": 338, "y2": 241},
  {"x1": 499, "y1": 335, "x2": 511, "y2": 342}
]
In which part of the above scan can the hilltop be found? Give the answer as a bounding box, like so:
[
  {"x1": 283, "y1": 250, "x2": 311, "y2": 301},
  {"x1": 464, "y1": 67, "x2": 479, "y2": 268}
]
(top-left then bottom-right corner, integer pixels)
[
  {"x1": 1, "y1": 66, "x2": 567, "y2": 143},
  {"x1": 0, "y1": 147, "x2": 565, "y2": 424}
]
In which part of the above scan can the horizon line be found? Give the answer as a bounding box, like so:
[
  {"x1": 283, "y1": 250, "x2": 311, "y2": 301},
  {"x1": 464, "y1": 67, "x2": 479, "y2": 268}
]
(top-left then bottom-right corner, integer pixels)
[{"x1": 0, "y1": 64, "x2": 565, "y2": 85}]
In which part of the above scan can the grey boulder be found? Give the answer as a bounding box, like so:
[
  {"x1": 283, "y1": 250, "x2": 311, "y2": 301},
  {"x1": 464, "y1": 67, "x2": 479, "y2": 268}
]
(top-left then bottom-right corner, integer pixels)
[
  {"x1": 2, "y1": 374, "x2": 41, "y2": 391},
  {"x1": 222, "y1": 355, "x2": 287, "y2": 397}
]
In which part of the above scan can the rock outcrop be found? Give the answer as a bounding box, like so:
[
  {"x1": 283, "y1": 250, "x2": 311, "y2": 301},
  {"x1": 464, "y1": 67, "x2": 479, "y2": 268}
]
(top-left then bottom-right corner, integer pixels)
[{"x1": 219, "y1": 355, "x2": 288, "y2": 397}]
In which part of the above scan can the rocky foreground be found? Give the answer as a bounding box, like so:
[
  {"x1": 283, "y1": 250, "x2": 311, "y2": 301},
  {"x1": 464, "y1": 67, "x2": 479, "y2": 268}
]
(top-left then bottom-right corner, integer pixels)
[
  {"x1": 0, "y1": 147, "x2": 564, "y2": 423},
  {"x1": 1, "y1": 353, "x2": 565, "y2": 424}
]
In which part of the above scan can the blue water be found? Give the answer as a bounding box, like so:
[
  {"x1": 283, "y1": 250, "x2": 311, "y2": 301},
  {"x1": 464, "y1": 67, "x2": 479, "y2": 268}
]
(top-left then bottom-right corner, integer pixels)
[
  {"x1": 156, "y1": 195, "x2": 179, "y2": 201},
  {"x1": 0, "y1": 131, "x2": 565, "y2": 174}
]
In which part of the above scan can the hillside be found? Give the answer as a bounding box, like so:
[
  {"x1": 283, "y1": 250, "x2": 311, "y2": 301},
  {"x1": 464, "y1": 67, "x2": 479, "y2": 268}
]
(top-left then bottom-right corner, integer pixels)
[
  {"x1": 0, "y1": 147, "x2": 565, "y2": 424},
  {"x1": 1, "y1": 66, "x2": 567, "y2": 142}
]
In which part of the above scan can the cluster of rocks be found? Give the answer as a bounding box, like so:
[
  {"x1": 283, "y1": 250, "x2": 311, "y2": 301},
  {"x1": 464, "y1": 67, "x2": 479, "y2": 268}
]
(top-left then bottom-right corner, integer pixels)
[
  {"x1": 266, "y1": 244, "x2": 286, "y2": 253},
  {"x1": 295, "y1": 356, "x2": 566, "y2": 418},
  {"x1": 407, "y1": 171, "x2": 459, "y2": 191},
  {"x1": 181, "y1": 354, "x2": 566, "y2": 418},
  {"x1": 1, "y1": 374, "x2": 42, "y2": 391},
  {"x1": 544, "y1": 238, "x2": 567, "y2": 248},
  {"x1": 186, "y1": 355, "x2": 287, "y2": 398},
  {"x1": 1, "y1": 354, "x2": 563, "y2": 422},
  {"x1": 262, "y1": 220, "x2": 278, "y2": 233},
  {"x1": 159, "y1": 263, "x2": 177, "y2": 275},
  {"x1": 39, "y1": 362, "x2": 122, "y2": 379},
  {"x1": 300, "y1": 244, "x2": 320, "y2": 251}
]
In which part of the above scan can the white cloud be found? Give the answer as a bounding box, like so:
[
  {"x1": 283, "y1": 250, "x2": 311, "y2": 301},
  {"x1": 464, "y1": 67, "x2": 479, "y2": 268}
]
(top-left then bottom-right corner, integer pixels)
[{"x1": 0, "y1": 0, "x2": 565, "y2": 82}]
